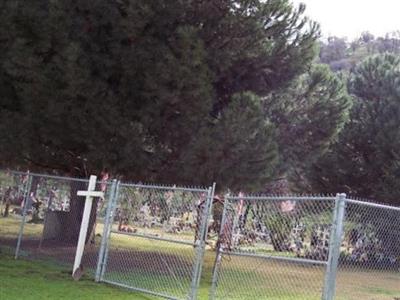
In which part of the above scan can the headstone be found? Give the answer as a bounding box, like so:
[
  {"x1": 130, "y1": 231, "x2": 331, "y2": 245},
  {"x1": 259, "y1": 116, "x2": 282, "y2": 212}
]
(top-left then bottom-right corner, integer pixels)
[{"x1": 42, "y1": 210, "x2": 63, "y2": 240}]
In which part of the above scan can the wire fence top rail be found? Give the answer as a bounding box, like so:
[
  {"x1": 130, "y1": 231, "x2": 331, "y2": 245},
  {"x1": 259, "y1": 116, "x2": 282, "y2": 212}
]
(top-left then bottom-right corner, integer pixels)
[
  {"x1": 119, "y1": 181, "x2": 209, "y2": 192},
  {"x1": 4, "y1": 170, "x2": 209, "y2": 192},
  {"x1": 4, "y1": 169, "x2": 400, "y2": 208},
  {"x1": 9, "y1": 170, "x2": 91, "y2": 183},
  {"x1": 5, "y1": 170, "x2": 399, "y2": 208},
  {"x1": 345, "y1": 197, "x2": 400, "y2": 211},
  {"x1": 227, "y1": 195, "x2": 337, "y2": 201}
]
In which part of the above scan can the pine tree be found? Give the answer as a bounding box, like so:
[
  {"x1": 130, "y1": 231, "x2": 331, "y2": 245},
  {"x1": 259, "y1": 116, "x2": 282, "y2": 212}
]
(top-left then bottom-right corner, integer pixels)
[
  {"x1": 0, "y1": 0, "x2": 320, "y2": 239},
  {"x1": 0, "y1": 0, "x2": 319, "y2": 181},
  {"x1": 180, "y1": 92, "x2": 279, "y2": 191},
  {"x1": 308, "y1": 54, "x2": 400, "y2": 205},
  {"x1": 264, "y1": 64, "x2": 352, "y2": 189}
]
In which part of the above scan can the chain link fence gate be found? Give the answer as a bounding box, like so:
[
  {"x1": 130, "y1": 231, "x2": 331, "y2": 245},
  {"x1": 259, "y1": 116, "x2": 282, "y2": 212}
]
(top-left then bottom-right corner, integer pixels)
[
  {"x1": 0, "y1": 170, "x2": 114, "y2": 276},
  {"x1": 97, "y1": 182, "x2": 215, "y2": 300},
  {"x1": 210, "y1": 194, "x2": 338, "y2": 300},
  {"x1": 335, "y1": 198, "x2": 400, "y2": 300}
]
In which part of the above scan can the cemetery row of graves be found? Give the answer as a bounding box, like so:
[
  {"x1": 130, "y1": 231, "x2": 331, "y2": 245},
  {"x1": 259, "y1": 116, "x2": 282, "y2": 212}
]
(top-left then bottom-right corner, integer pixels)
[{"x1": 0, "y1": 171, "x2": 399, "y2": 299}]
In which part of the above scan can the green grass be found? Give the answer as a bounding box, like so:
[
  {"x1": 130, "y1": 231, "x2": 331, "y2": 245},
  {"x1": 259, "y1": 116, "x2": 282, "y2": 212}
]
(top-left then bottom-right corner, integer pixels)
[
  {"x1": 0, "y1": 253, "x2": 155, "y2": 300},
  {"x1": 1, "y1": 216, "x2": 400, "y2": 300},
  {"x1": 1, "y1": 252, "x2": 399, "y2": 300},
  {"x1": 0, "y1": 212, "x2": 44, "y2": 239}
]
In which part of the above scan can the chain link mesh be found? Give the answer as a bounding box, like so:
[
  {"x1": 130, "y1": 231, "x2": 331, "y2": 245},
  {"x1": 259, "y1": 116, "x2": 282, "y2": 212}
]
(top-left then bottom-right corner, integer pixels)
[
  {"x1": 2, "y1": 170, "x2": 400, "y2": 300},
  {"x1": 213, "y1": 253, "x2": 326, "y2": 299},
  {"x1": 335, "y1": 199, "x2": 400, "y2": 299},
  {"x1": 211, "y1": 195, "x2": 400, "y2": 300},
  {"x1": 101, "y1": 183, "x2": 212, "y2": 300},
  {"x1": 220, "y1": 196, "x2": 335, "y2": 256},
  {"x1": 0, "y1": 171, "x2": 114, "y2": 277},
  {"x1": 211, "y1": 195, "x2": 336, "y2": 300},
  {"x1": 0, "y1": 171, "x2": 29, "y2": 254}
]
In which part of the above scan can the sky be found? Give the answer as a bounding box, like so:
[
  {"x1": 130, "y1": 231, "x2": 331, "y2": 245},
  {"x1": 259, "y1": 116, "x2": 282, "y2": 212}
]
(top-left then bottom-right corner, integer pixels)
[{"x1": 292, "y1": 0, "x2": 400, "y2": 40}]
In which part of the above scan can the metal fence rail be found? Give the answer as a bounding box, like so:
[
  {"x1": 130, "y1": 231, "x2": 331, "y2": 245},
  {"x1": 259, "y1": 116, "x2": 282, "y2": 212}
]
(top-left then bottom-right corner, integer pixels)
[
  {"x1": 97, "y1": 181, "x2": 215, "y2": 300},
  {"x1": 210, "y1": 194, "x2": 337, "y2": 300}
]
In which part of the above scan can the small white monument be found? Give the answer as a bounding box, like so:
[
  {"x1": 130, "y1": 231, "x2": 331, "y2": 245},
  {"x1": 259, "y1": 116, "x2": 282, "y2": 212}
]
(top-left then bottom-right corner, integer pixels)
[{"x1": 72, "y1": 175, "x2": 104, "y2": 279}]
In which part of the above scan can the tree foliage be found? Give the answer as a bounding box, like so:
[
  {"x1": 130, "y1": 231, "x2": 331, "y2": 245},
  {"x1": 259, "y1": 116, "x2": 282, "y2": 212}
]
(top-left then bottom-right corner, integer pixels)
[
  {"x1": 308, "y1": 54, "x2": 400, "y2": 205},
  {"x1": 182, "y1": 92, "x2": 279, "y2": 191},
  {"x1": 0, "y1": 0, "x2": 320, "y2": 192},
  {"x1": 264, "y1": 64, "x2": 352, "y2": 187},
  {"x1": 319, "y1": 31, "x2": 400, "y2": 72},
  {"x1": 320, "y1": 37, "x2": 347, "y2": 64}
]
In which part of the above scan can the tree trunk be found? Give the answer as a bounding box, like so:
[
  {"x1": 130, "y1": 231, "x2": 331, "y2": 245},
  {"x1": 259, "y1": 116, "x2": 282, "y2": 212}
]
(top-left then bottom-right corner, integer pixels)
[
  {"x1": 2, "y1": 188, "x2": 11, "y2": 217},
  {"x1": 270, "y1": 232, "x2": 286, "y2": 252},
  {"x1": 30, "y1": 176, "x2": 41, "y2": 223},
  {"x1": 42, "y1": 170, "x2": 111, "y2": 245},
  {"x1": 3, "y1": 202, "x2": 10, "y2": 217},
  {"x1": 49, "y1": 181, "x2": 98, "y2": 245}
]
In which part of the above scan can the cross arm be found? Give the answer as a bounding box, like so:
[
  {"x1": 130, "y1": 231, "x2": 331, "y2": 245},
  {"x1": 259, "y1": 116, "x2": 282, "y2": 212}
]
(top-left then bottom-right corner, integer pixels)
[{"x1": 77, "y1": 191, "x2": 104, "y2": 198}]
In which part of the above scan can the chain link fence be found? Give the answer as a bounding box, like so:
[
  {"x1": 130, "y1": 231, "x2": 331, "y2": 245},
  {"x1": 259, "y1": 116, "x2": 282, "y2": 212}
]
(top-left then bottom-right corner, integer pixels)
[
  {"x1": 0, "y1": 171, "x2": 113, "y2": 277},
  {"x1": 98, "y1": 182, "x2": 215, "y2": 300},
  {"x1": 210, "y1": 195, "x2": 336, "y2": 300},
  {"x1": 1, "y1": 170, "x2": 400, "y2": 300},
  {"x1": 210, "y1": 194, "x2": 400, "y2": 300},
  {"x1": 0, "y1": 171, "x2": 30, "y2": 255},
  {"x1": 336, "y1": 198, "x2": 400, "y2": 300}
]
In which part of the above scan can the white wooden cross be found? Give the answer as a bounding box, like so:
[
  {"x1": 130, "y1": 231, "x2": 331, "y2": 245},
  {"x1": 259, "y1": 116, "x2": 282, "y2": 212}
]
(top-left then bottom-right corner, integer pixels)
[{"x1": 72, "y1": 175, "x2": 104, "y2": 278}]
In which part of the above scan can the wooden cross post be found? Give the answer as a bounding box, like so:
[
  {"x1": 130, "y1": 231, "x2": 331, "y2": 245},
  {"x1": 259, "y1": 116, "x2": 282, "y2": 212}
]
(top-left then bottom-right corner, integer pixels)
[{"x1": 72, "y1": 175, "x2": 104, "y2": 279}]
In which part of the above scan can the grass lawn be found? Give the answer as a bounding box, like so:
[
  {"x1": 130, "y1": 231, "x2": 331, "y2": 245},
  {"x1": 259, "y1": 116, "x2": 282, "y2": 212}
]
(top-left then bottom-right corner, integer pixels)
[
  {"x1": 1, "y1": 215, "x2": 399, "y2": 300},
  {"x1": 1, "y1": 251, "x2": 399, "y2": 300},
  {"x1": 0, "y1": 253, "x2": 155, "y2": 300}
]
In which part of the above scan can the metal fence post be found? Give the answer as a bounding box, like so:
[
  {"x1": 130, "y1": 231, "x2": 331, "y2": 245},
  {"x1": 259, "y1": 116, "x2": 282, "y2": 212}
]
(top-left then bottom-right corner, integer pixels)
[
  {"x1": 99, "y1": 180, "x2": 120, "y2": 281},
  {"x1": 209, "y1": 193, "x2": 230, "y2": 300},
  {"x1": 189, "y1": 183, "x2": 216, "y2": 300},
  {"x1": 95, "y1": 179, "x2": 117, "y2": 282},
  {"x1": 15, "y1": 174, "x2": 32, "y2": 259},
  {"x1": 322, "y1": 193, "x2": 346, "y2": 300},
  {"x1": 196, "y1": 183, "x2": 216, "y2": 290}
]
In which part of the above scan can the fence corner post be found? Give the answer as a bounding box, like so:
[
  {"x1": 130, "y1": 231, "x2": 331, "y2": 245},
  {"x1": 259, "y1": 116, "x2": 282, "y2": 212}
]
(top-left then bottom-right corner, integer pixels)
[
  {"x1": 100, "y1": 180, "x2": 120, "y2": 281},
  {"x1": 15, "y1": 173, "x2": 32, "y2": 260},
  {"x1": 95, "y1": 179, "x2": 117, "y2": 282},
  {"x1": 209, "y1": 192, "x2": 230, "y2": 300},
  {"x1": 322, "y1": 193, "x2": 346, "y2": 300},
  {"x1": 189, "y1": 182, "x2": 216, "y2": 300}
]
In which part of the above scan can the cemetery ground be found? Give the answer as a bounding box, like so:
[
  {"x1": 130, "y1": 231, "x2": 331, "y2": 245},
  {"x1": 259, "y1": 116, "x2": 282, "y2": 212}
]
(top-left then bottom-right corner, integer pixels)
[
  {"x1": 0, "y1": 254, "x2": 151, "y2": 300},
  {"x1": 1, "y1": 215, "x2": 399, "y2": 300}
]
